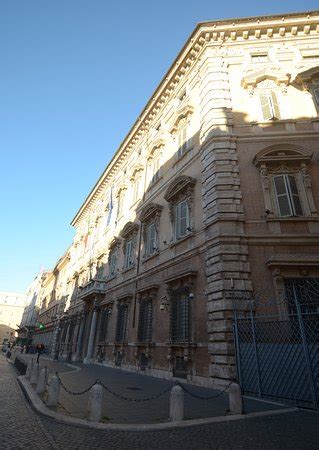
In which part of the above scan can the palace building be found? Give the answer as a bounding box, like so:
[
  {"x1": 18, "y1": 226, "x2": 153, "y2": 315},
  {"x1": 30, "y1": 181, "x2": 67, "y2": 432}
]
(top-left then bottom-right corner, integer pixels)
[{"x1": 32, "y1": 11, "x2": 319, "y2": 387}]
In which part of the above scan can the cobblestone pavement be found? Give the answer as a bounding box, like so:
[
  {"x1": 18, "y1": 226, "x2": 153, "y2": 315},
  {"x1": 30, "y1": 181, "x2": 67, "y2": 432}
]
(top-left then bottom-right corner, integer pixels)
[
  {"x1": 17, "y1": 353, "x2": 284, "y2": 423},
  {"x1": 2, "y1": 354, "x2": 319, "y2": 449}
]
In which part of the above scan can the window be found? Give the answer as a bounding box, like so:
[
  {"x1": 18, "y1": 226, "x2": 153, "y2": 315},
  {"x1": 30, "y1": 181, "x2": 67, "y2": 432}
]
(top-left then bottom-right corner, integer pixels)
[
  {"x1": 313, "y1": 88, "x2": 319, "y2": 106},
  {"x1": 284, "y1": 278, "x2": 319, "y2": 316},
  {"x1": 115, "y1": 303, "x2": 128, "y2": 342},
  {"x1": 251, "y1": 53, "x2": 268, "y2": 63},
  {"x1": 124, "y1": 239, "x2": 134, "y2": 269},
  {"x1": 177, "y1": 124, "x2": 188, "y2": 158},
  {"x1": 120, "y1": 222, "x2": 139, "y2": 270},
  {"x1": 151, "y1": 155, "x2": 160, "y2": 183},
  {"x1": 145, "y1": 222, "x2": 157, "y2": 256},
  {"x1": 139, "y1": 203, "x2": 162, "y2": 259},
  {"x1": 164, "y1": 175, "x2": 196, "y2": 243},
  {"x1": 175, "y1": 200, "x2": 190, "y2": 239},
  {"x1": 98, "y1": 308, "x2": 111, "y2": 342},
  {"x1": 133, "y1": 177, "x2": 140, "y2": 202},
  {"x1": 117, "y1": 193, "x2": 124, "y2": 218},
  {"x1": 273, "y1": 175, "x2": 303, "y2": 217},
  {"x1": 137, "y1": 299, "x2": 153, "y2": 342},
  {"x1": 170, "y1": 289, "x2": 190, "y2": 343},
  {"x1": 260, "y1": 91, "x2": 281, "y2": 120},
  {"x1": 254, "y1": 145, "x2": 317, "y2": 219},
  {"x1": 109, "y1": 251, "x2": 117, "y2": 277}
]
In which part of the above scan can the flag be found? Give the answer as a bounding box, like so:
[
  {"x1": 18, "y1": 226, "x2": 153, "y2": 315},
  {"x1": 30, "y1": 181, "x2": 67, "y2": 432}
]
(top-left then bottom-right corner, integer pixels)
[{"x1": 107, "y1": 186, "x2": 113, "y2": 225}]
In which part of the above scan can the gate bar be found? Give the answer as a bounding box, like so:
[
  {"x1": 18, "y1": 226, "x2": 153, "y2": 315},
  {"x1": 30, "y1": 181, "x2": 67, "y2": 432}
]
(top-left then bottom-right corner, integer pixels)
[
  {"x1": 294, "y1": 296, "x2": 318, "y2": 410},
  {"x1": 250, "y1": 304, "x2": 262, "y2": 397}
]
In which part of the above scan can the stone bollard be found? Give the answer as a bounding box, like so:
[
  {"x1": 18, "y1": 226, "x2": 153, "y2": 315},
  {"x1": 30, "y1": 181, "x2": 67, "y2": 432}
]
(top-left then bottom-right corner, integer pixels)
[
  {"x1": 229, "y1": 383, "x2": 243, "y2": 415},
  {"x1": 30, "y1": 363, "x2": 39, "y2": 385},
  {"x1": 170, "y1": 385, "x2": 184, "y2": 421},
  {"x1": 25, "y1": 359, "x2": 33, "y2": 380},
  {"x1": 36, "y1": 368, "x2": 47, "y2": 394},
  {"x1": 47, "y1": 375, "x2": 60, "y2": 407},
  {"x1": 88, "y1": 383, "x2": 103, "y2": 422}
]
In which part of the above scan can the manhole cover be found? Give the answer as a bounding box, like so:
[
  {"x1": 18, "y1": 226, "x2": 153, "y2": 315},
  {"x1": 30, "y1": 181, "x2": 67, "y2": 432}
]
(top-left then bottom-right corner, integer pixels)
[{"x1": 126, "y1": 386, "x2": 142, "y2": 391}]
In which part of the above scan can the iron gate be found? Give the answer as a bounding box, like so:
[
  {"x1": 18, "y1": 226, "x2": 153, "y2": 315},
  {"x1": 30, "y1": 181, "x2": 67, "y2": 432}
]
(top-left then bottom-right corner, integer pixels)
[{"x1": 233, "y1": 280, "x2": 319, "y2": 410}]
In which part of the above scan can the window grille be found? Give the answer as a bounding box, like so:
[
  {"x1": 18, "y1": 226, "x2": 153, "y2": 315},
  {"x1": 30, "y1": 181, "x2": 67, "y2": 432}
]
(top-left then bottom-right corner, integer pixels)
[
  {"x1": 273, "y1": 174, "x2": 303, "y2": 217},
  {"x1": 284, "y1": 278, "x2": 319, "y2": 316},
  {"x1": 175, "y1": 200, "x2": 190, "y2": 239},
  {"x1": 170, "y1": 288, "x2": 190, "y2": 343},
  {"x1": 115, "y1": 303, "x2": 128, "y2": 342},
  {"x1": 260, "y1": 91, "x2": 281, "y2": 120},
  {"x1": 98, "y1": 309, "x2": 110, "y2": 342},
  {"x1": 145, "y1": 223, "x2": 157, "y2": 256},
  {"x1": 138, "y1": 299, "x2": 153, "y2": 342}
]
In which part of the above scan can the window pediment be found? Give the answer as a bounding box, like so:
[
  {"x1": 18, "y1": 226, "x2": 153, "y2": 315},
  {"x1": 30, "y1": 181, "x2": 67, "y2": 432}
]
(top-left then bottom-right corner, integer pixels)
[
  {"x1": 254, "y1": 145, "x2": 312, "y2": 168},
  {"x1": 295, "y1": 65, "x2": 319, "y2": 85},
  {"x1": 139, "y1": 203, "x2": 163, "y2": 222},
  {"x1": 120, "y1": 222, "x2": 139, "y2": 239},
  {"x1": 148, "y1": 138, "x2": 165, "y2": 158},
  {"x1": 116, "y1": 184, "x2": 127, "y2": 197},
  {"x1": 241, "y1": 67, "x2": 290, "y2": 89},
  {"x1": 170, "y1": 104, "x2": 194, "y2": 134},
  {"x1": 108, "y1": 237, "x2": 121, "y2": 251},
  {"x1": 164, "y1": 175, "x2": 196, "y2": 203},
  {"x1": 130, "y1": 164, "x2": 144, "y2": 181}
]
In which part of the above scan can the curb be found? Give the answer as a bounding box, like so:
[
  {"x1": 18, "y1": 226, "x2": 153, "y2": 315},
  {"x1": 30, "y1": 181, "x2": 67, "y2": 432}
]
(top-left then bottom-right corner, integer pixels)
[{"x1": 17, "y1": 375, "x2": 298, "y2": 432}]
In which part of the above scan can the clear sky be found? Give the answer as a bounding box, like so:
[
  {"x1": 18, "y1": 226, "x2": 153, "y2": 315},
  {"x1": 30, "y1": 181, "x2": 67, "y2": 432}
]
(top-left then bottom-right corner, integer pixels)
[{"x1": 0, "y1": 1, "x2": 317, "y2": 293}]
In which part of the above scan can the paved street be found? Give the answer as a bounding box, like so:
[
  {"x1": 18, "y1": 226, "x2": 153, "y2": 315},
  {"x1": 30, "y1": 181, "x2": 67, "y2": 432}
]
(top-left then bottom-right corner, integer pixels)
[
  {"x1": 17, "y1": 353, "x2": 283, "y2": 423},
  {"x1": 1, "y1": 354, "x2": 319, "y2": 449}
]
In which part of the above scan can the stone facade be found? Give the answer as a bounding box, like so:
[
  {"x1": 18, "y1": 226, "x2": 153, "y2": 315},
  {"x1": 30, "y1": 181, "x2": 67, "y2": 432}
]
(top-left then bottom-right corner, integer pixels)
[{"x1": 32, "y1": 11, "x2": 319, "y2": 387}]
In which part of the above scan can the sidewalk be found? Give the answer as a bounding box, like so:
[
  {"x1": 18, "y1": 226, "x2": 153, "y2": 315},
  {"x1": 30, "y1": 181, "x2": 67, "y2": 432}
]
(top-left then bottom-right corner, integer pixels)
[{"x1": 17, "y1": 353, "x2": 287, "y2": 424}]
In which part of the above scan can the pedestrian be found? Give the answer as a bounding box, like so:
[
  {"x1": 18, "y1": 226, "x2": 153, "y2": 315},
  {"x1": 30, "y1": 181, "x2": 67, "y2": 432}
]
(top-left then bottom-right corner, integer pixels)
[{"x1": 36, "y1": 343, "x2": 44, "y2": 363}]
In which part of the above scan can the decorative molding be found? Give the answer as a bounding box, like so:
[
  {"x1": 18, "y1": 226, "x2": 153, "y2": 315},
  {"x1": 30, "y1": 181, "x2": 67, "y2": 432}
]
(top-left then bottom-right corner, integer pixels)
[
  {"x1": 164, "y1": 175, "x2": 196, "y2": 203},
  {"x1": 138, "y1": 203, "x2": 163, "y2": 223},
  {"x1": 241, "y1": 67, "x2": 290, "y2": 89},
  {"x1": 266, "y1": 254, "x2": 319, "y2": 268},
  {"x1": 170, "y1": 104, "x2": 194, "y2": 134},
  {"x1": 71, "y1": 13, "x2": 319, "y2": 227},
  {"x1": 253, "y1": 144, "x2": 313, "y2": 168},
  {"x1": 120, "y1": 222, "x2": 139, "y2": 239}
]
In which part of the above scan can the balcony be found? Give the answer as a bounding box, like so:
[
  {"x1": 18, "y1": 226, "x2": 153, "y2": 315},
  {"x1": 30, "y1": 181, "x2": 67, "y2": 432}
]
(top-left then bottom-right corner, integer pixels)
[{"x1": 78, "y1": 279, "x2": 107, "y2": 301}]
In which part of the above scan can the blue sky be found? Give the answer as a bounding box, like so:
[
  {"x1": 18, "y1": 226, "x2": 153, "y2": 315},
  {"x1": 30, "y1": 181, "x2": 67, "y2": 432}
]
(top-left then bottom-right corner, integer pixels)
[{"x1": 0, "y1": 1, "x2": 317, "y2": 293}]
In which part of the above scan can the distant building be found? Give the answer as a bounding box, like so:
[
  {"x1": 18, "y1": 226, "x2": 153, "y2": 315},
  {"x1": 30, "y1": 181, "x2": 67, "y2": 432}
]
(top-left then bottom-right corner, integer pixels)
[
  {"x1": 17, "y1": 271, "x2": 47, "y2": 345},
  {"x1": 0, "y1": 292, "x2": 27, "y2": 342}
]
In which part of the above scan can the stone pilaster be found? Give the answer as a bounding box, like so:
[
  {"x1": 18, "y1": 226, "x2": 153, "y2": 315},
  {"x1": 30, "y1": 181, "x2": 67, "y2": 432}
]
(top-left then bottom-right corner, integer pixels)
[{"x1": 199, "y1": 51, "x2": 252, "y2": 384}]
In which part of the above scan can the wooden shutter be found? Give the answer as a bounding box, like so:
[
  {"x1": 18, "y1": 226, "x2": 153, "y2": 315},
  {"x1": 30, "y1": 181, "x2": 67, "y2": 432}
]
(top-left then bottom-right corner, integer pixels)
[
  {"x1": 270, "y1": 91, "x2": 281, "y2": 119},
  {"x1": 274, "y1": 175, "x2": 292, "y2": 216},
  {"x1": 287, "y1": 175, "x2": 303, "y2": 216},
  {"x1": 260, "y1": 94, "x2": 272, "y2": 121}
]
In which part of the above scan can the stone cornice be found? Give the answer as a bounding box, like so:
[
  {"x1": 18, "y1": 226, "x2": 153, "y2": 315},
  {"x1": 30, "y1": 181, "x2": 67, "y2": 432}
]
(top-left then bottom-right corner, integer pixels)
[{"x1": 70, "y1": 11, "x2": 319, "y2": 228}]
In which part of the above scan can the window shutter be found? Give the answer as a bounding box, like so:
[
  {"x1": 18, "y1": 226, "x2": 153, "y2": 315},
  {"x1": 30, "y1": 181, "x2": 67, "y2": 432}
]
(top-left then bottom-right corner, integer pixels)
[
  {"x1": 260, "y1": 94, "x2": 272, "y2": 121},
  {"x1": 287, "y1": 175, "x2": 303, "y2": 216},
  {"x1": 270, "y1": 91, "x2": 281, "y2": 119},
  {"x1": 180, "y1": 201, "x2": 188, "y2": 236},
  {"x1": 274, "y1": 175, "x2": 292, "y2": 216}
]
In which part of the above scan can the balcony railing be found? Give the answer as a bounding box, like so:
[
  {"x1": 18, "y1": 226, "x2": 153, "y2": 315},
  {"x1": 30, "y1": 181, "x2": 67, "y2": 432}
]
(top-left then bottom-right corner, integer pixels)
[{"x1": 78, "y1": 278, "x2": 107, "y2": 300}]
